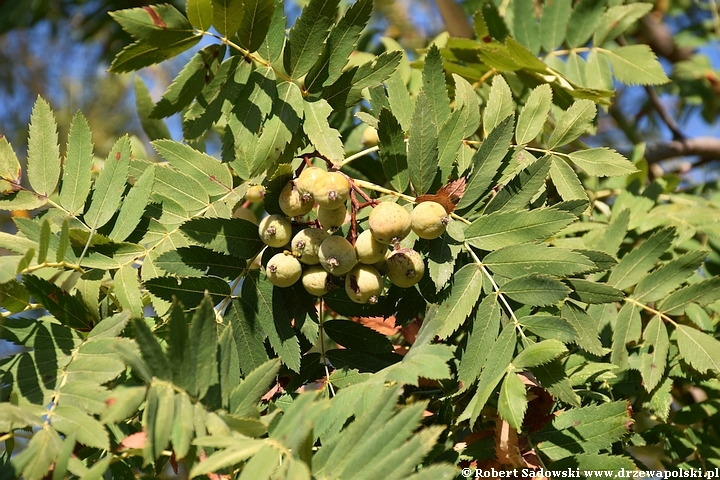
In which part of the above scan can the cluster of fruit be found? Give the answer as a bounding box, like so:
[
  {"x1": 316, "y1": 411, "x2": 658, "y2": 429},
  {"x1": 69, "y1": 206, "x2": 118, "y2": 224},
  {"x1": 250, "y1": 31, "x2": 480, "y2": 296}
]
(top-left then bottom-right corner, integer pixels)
[{"x1": 250, "y1": 167, "x2": 450, "y2": 304}]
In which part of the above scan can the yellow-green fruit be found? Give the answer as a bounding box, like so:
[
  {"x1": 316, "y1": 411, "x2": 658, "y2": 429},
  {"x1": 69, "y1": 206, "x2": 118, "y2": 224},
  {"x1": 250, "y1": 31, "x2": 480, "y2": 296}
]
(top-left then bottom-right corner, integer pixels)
[
  {"x1": 386, "y1": 248, "x2": 425, "y2": 288},
  {"x1": 411, "y1": 201, "x2": 449, "y2": 239},
  {"x1": 266, "y1": 253, "x2": 302, "y2": 287},
  {"x1": 318, "y1": 235, "x2": 357, "y2": 276},
  {"x1": 313, "y1": 172, "x2": 350, "y2": 209},
  {"x1": 258, "y1": 214, "x2": 293, "y2": 248},
  {"x1": 362, "y1": 126, "x2": 379, "y2": 147},
  {"x1": 368, "y1": 202, "x2": 412, "y2": 244},
  {"x1": 232, "y1": 207, "x2": 258, "y2": 224},
  {"x1": 302, "y1": 265, "x2": 331, "y2": 296},
  {"x1": 345, "y1": 265, "x2": 383, "y2": 304},
  {"x1": 372, "y1": 249, "x2": 390, "y2": 274},
  {"x1": 317, "y1": 204, "x2": 348, "y2": 230},
  {"x1": 245, "y1": 185, "x2": 265, "y2": 203},
  {"x1": 291, "y1": 228, "x2": 330, "y2": 265},
  {"x1": 279, "y1": 181, "x2": 314, "y2": 217},
  {"x1": 355, "y1": 229, "x2": 386, "y2": 264},
  {"x1": 296, "y1": 167, "x2": 324, "y2": 200}
]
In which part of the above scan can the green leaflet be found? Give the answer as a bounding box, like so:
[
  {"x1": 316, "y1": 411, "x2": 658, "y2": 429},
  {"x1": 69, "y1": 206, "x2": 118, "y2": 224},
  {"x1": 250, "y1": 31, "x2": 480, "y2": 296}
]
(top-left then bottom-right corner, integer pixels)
[
  {"x1": 550, "y1": 156, "x2": 588, "y2": 203},
  {"x1": 512, "y1": 340, "x2": 568, "y2": 369},
  {"x1": 256, "y1": 0, "x2": 286, "y2": 64},
  {"x1": 110, "y1": 4, "x2": 195, "y2": 46},
  {"x1": 568, "y1": 147, "x2": 638, "y2": 177},
  {"x1": 155, "y1": 246, "x2": 246, "y2": 279},
  {"x1": 109, "y1": 36, "x2": 201, "y2": 73},
  {"x1": 594, "y1": 3, "x2": 653, "y2": 45},
  {"x1": 242, "y1": 272, "x2": 301, "y2": 372},
  {"x1": 115, "y1": 265, "x2": 143, "y2": 318},
  {"x1": 303, "y1": 99, "x2": 344, "y2": 164},
  {"x1": 516, "y1": 84, "x2": 552, "y2": 145},
  {"x1": 434, "y1": 264, "x2": 484, "y2": 339},
  {"x1": 236, "y1": 0, "x2": 276, "y2": 52},
  {"x1": 109, "y1": 165, "x2": 155, "y2": 243},
  {"x1": 676, "y1": 325, "x2": 720, "y2": 374},
  {"x1": 502, "y1": 274, "x2": 570, "y2": 306},
  {"x1": 483, "y1": 155, "x2": 551, "y2": 214},
  {"x1": 283, "y1": 0, "x2": 339, "y2": 79},
  {"x1": 608, "y1": 227, "x2": 675, "y2": 290},
  {"x1": 547, "y1": 99, "x2": 596, "y2": 149},
  {"x1": 186, "y1": 0, "x2": 213, "y2": 31},
  {"x1": 484, "y1": 244, "x2": 595, "y2": 278},
  {"x1": 183, "y1": 296, "x2": 219, "y2": 399},
  {"x1": 179, "y1": 217, "x2": 263, "y2": 259},
  {"x1": 229, "y1": 359, "x2": 281, "y2": 417},
  {"x1": 135, "y1": 77, "x2": 171, "y2": 141},
  {"x1": 458, "y1": 295, "x2": 500, "y2": 388},
  {"x1": 322, "y1": 50, "x2": 402, "y2": 108},
  {"x1": 498, "y1": 372, "x2": 528, "y2": 431},
  {"x1": 323, "y1": 320, "x2": 393, "y2": 354},
  {"x1": 84, "y1": 136, "x2": 131, "y2": 229},
  {"x1": 658, "y1": 277, "x2": 720, "y2": 315},
  {"x1": 600, "y1": 45, "x2": 670, "y2": 86},
  {"x1": 483, "y1": 75, "x2": 514, "y2": 138},
  {"x1": 535, "y1": 401, "x2": 630, "y2": 461},
  {"x1": 437, "y1": 102, "x2": 469, "y2": 184},
  {"x1": 145, "y1": 276, "x2": 231, "y2": 307},
  {"x1": 211, "y1": 0, "x2": 244, "y2": 37},
  {"x1": 566, "y1": 0, "x2": 607, "y2": 48},
  {"x1": 151, "y1": 44, "x2": 225, "y2": 119},
  {"x1": 153, "y1": 139, "x2": 232, "y2": 197},
  {"x1": 59, "y1": 112, "x2": 93, "y2": 215},
  {"x1": 633, "y1": 250, "x2": 707, "y2": 302},
  {"x1": 27, "y1": 96, "x2": 60, "y2": 197},
  {"x1": 540, "y1": 0, "x2": 572, "y2": 52},
  {"x1": 465, "y1": 207, "x2": 575, "y2": 251},
  {"x1": 456, "y1": 114, "x2": 514, "y2": 212},
  {"x1": 407, "y1": 92, "x2": 439, "y2": 195},
  {"x1": 610, "y1": 302, "x2": 641, "y2": 369},
  {"x1": 143, "y1": 382, "x2": 175, "y2": 461},
  {"x1": 562, "y1": 301, "x2": 603, "y2": 356},
  {"x1": 377, "y1": 108, "x2": 409, "y2": 193},
  {"x1": 421, "y1": 45, "x2": 451, "y2": 132},
  {"x1": 640, "y1": 315, "x2": 669, "y2": 392},
  {"x1": 462, "y1": 324, "x2": 516, "y2": 424},
  {"x1": 385, "y1": 69, "x2": 413, "y2": 131},
  {"x1": 512, "y1": 0, "x2": 540, "y2": 55},
  {"x1": 304, "y1": 0, "x2": 373, "y2": 92}
]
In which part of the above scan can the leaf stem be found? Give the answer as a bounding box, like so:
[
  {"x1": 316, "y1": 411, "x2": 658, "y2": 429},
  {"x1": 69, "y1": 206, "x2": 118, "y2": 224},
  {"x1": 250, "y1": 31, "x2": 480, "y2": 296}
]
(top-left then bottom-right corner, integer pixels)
[
  {"x1": 199, "y1": 30, "x2": 293, "y2": 83},
  {"x1": 464, "y1": 241, "x2": 525, "y2": 338},
  {"x1": 318, "y1": 298, "x2": 336, "y2": 397},
  {"x1": 624, "y1": 297, "x2": 678, "y2": 327},
  {"x1": 340, "y1": 146, "x2": 379, "y2": 167}
]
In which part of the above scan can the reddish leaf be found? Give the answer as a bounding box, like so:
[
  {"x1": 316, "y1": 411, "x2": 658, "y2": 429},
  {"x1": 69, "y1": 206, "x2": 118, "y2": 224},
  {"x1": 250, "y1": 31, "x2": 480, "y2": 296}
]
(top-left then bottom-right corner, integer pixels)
[
  {"x1": 120, "y1": 430, "x2": 146, "y2": 450},
  {"x1": 415, "y1": 177, "x2": 467, "y2": 213}
]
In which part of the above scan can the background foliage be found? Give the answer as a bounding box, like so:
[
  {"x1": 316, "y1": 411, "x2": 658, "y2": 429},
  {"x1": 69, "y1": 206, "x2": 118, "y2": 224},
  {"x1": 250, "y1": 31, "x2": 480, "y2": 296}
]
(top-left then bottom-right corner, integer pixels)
[{"x1": 1, "y1": 0, "x2": 720, "y2": 478}]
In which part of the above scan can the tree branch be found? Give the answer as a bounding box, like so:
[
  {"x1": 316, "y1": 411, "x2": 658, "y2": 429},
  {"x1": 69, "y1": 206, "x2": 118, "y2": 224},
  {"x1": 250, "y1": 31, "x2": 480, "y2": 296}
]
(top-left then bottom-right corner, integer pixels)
[
  {"x1": 645, "y1": 137, "x2": 720, "y2": 163},
  {"x1": 637, "y1": 14, "x2": 694, "y2": 63},
  {"x1": 435, "y1": 0, "x2": 474, "y2": 38}
]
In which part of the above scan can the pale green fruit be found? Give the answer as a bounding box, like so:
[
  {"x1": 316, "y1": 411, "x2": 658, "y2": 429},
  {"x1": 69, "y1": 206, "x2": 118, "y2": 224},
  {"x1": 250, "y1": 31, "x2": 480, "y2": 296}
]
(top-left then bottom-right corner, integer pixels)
[
  {"x1": 296, "y1": 167, "x2": 324, "y2": 200},
  {"x1": 279, "y1": 181, "x2": 313, "y2": 217},
  {"x1": 355, "y1": 229, "x2": 387, "y2": 264},
  {"x1": 368, "y1": 201, "x2": 411, "y2": 244},
  {"x1": 258, "y1": 214, "x2": 293, "y2": 248},
  {"x1": 345, "y1": 265, "x2": 383, "y2": 304},
  {"x1": 232, "y1": 207, "x2": 258, "y2": 224},
  {"x1": 318, "y1": 235, "x2": 357, "y2": 276},
  {"x1": 313, "y1": 172, "x2": 350, "y2": 209},
  {"x1": 386, "y1": 248, "x2": 425, "y2": 288},
  {"x1": 291, "y1": 228, "x2": 330, "y2": 265},
  {"x1": 317, "y1": 204, "x2": 348, "y2": 230},
  {"x1": 266, "y1": 253, "x2": 302, "y2": 287},
  {"x1": 411, "y1": 201, "x2": 449, "y2": 239},
  {"x1": 302, "y1": 265, "x2": 331, "y2": 296},
  {"x1": 362, "y1": 126, "x2": 379, "y2": 147},
  {"x1": 245, "y1": 184, "x2": 265, "y2": 203}
]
